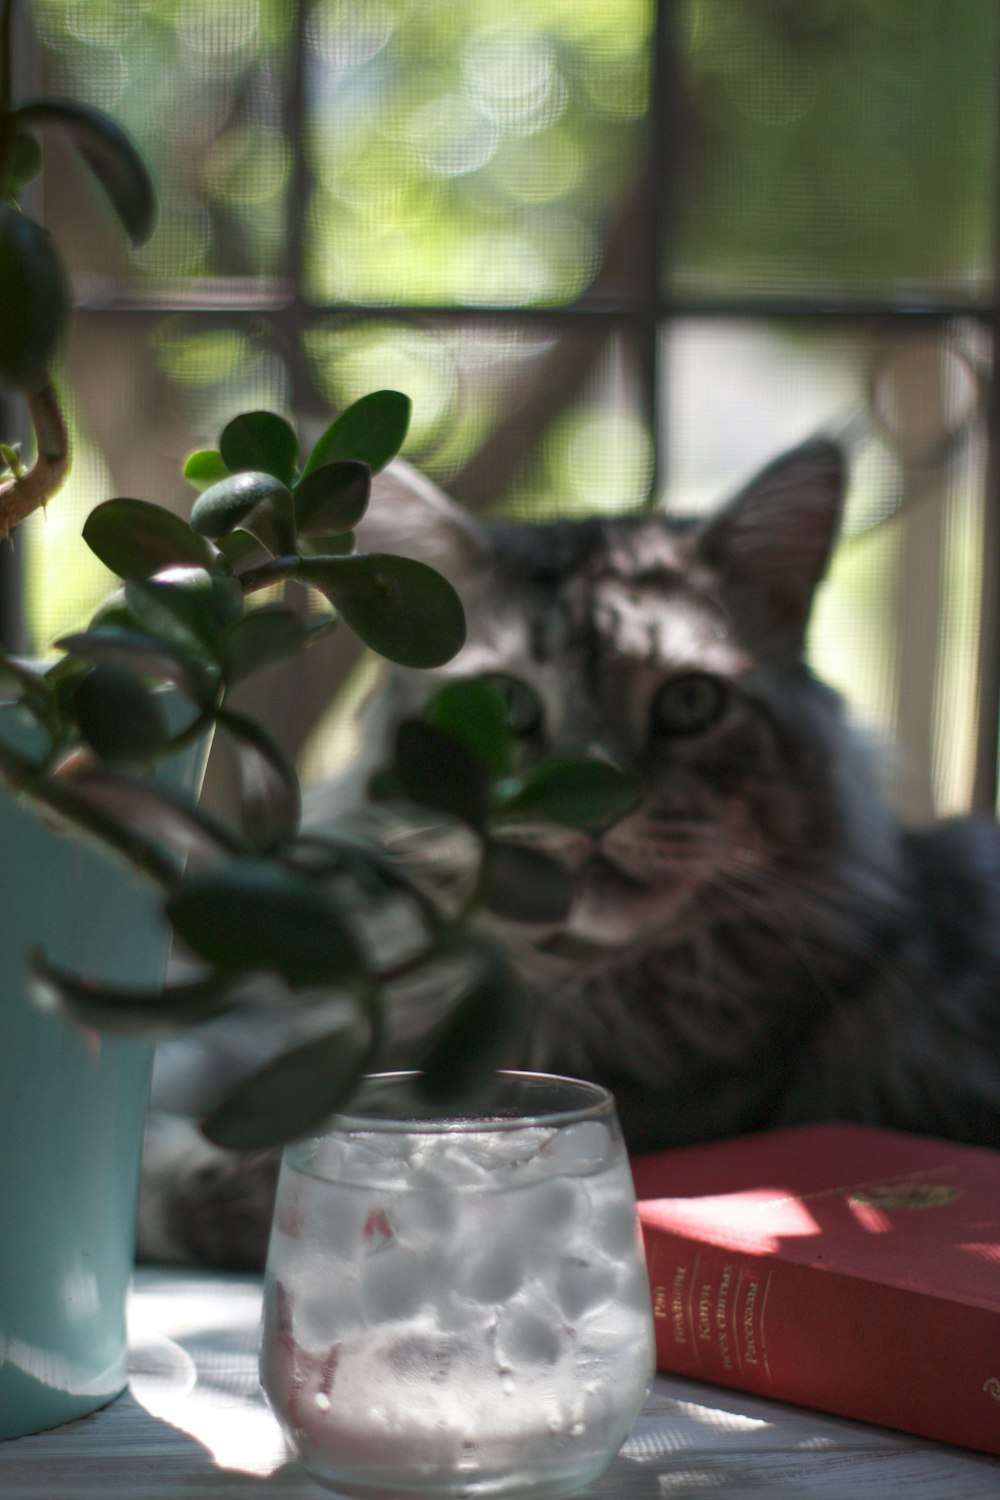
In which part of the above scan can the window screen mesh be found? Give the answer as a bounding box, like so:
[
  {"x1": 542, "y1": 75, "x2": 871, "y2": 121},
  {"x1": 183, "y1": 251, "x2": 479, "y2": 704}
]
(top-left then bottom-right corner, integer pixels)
[
  {"x1": 671, "y1": 0, "x2": 998, "y2": 301},
  {"x1": 18, "y1": 0, "x2": 1000, "y2": 818}
]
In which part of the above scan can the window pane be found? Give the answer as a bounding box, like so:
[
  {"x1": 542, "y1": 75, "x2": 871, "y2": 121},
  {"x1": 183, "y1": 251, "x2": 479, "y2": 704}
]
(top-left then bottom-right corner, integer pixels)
[
  {"x1": 304, "y1": 0, "x2": 651, "y2": 306},
  {"x1": 671, "y1": 0, "x2": 999, "y2": 301},
  {"x1": 304, "y1": 316, "x2": 654, "y2": 515},
  {"x1": 34, "y1": 0, "x2": 295, "y2": 285}
]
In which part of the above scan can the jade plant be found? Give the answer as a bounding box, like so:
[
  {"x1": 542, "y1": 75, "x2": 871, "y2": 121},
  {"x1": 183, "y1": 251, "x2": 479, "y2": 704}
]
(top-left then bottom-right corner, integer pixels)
[{"x1": 0, "y1": 9, "x2": 636, "y2": 1149}]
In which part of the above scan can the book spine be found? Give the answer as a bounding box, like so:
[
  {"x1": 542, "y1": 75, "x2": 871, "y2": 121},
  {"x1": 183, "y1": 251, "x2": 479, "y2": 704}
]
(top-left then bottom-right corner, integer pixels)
[{"x1": 642, "y1": 1225, "x2": 1000, "y2": 1457}]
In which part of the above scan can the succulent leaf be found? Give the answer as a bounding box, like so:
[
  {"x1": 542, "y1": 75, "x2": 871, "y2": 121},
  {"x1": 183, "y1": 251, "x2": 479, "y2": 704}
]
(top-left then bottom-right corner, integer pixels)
[
  {"x1": 496, "y1": 756, "x2": 639, "y2": 831},
  {"x1": 167, "y1": 860, "x2": 367, "y2": 987},
  {"x1": 201, "y1": 1009, "x2": 374, "y2": 1150},
  {"x1": 73, "y1": 663, "x2": 171, "y2": 764},
  {"x1": 427, "y1": 678, "x2": 513, "y2": 779},
  {"x1": 300, "y1": 552, "x2": 465, "y2": 668},
  {"x1": 418, "y1": 954, "x2": 525, "y2": 1104},
  {"x1": 183, "y1": 449, "x2": 229, "y2": 491},
  {"x1": 216, "y1": 708, "x2": 301, "y2": 850},
  {"x1": 220, "y1": 410, "x2": 298, "y2": 486},
  {"x1": 13, "y1": 98, "x2": 156, "y2": 246},
  {"x1": 482, "y1": 842, "x2": 574, "y2": 924},
  {"x1": 0, "y1": 204, "x2": 70, "y2": 393},
  {"x1": 293, "y1": 460, "x2": 370, "y2": 536},
  {"x1": 394, "y1": 718, "x2": 490, "y2": 831},
  {"x1": 221, "y1": 605, "x2": 309, "y2": 685},
  {"x1": 83, "y1": 497, "x2": 217, "y2": 579},
  {"x1": 302, "y1": 390, "x2": 410, "y2": 478},
  {"x1": 190, "y1": 471, "x2": 293, "y2": 540},
  {"x1": 31, "y1": 953, "x2": 245, "y2": 1035}
]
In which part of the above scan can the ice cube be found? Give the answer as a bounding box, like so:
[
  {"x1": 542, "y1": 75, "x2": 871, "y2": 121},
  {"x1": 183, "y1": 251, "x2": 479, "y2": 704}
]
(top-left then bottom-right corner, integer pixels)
[
  {"x1": 459, "y1": 1242, "x2": 525, "y2": 1305},
  {"x1": 494, "y1": 1298, "x2": 566, "y2": 1369},
  {"x1": 302, "y1": 1184, "x2": 372, "y2": 1262},
  {"x1": 462, "y1": 1126, "x2": 554, "y2": 1175},
  {"x1": 543, "y1": 1121, "x2": 612, "y2": 1171},
  {"x1": 359, "y1": 1243, "x2": 448, "y2": 1324},
  {"x1": 413, "y1": 1137, "x2": 495, "y2": 1186},
  {"x1": 552, "y1": 1255, "x2": 617, "y2": 1321},
  {"x1": 586, "y1": 1193, "x2": 641, "y2": 1260},
  {"x1": 512, "y1": 1174, "x2": 585, "y2": 1238},
  {"x1": 385, "y1": 1167, "x2": 460, "y2": 1243},
  {"x1": 339, "y1": 1134, "x2": 414, "y2": 1187},
  {"x1": 576, "y1": 1293, "x2": 655, "y2": 1383},
  {"x1": 294, "y1": 1276, "x2": 363, "y2": 1352}
]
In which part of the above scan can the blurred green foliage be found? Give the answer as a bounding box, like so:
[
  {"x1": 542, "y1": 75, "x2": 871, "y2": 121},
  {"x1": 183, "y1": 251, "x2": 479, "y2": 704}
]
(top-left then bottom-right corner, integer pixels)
[{"x1": 32, "y1": 0, "x2": 996, "y2": 299}]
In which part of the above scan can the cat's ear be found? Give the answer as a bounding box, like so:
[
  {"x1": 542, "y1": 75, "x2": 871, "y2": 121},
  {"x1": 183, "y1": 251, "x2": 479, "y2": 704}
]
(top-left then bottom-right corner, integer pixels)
[
  {"x1": 353, "y1": 459, "x2": 486, "y2": 583},
  {"x1": 694, "y1": 439, "x2": 846, "y2": 653}
]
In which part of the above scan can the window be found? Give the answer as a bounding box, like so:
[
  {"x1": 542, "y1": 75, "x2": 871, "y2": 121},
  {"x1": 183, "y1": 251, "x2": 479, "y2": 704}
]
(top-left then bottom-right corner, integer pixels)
[{"x1": 17, "y1": 0, "x2": 1000, "y2": 817}]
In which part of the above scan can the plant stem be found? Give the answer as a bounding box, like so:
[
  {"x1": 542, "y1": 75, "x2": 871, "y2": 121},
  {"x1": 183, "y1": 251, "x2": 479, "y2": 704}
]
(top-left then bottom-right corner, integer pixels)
[
  {"x1": 0, "y1": 384, "x2": 71, "y2": 536},
  {"x1": 235, "y1": 555, "x2": 303, "y2": 595}
]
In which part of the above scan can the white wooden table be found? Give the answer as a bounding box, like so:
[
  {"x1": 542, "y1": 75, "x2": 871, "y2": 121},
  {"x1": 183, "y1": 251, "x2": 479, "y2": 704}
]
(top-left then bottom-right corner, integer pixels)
[{"x1": 1, "y1": 1268, "x2": 998, "y2": 1498}]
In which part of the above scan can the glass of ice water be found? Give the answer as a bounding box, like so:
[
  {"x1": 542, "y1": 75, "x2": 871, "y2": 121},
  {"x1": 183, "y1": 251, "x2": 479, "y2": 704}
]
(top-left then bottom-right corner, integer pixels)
[{"x1": 259, "y1": 1071, "x2": 655, "y2": 1500}]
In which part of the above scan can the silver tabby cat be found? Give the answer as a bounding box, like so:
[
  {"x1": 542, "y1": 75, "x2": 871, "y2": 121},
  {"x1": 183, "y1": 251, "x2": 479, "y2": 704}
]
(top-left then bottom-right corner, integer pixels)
[{"x1": 138, "y1": 439, "x2": 1000, "y2": 1267}]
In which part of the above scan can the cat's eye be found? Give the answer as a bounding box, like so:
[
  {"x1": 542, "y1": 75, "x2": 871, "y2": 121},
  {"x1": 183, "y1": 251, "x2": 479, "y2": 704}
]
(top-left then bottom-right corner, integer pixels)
[
  {"x1": 482, "y1": 673, "x2": 543, "y2": 736},
  {"x1": 650, "y1": 673, "x2": 728, "y2": 738}
]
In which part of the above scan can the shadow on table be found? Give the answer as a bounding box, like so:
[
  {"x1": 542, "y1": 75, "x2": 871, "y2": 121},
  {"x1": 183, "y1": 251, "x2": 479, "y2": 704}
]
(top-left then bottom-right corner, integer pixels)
[{"x1": 91, "y1": 1389, "x2": 663, "y2": 1499}]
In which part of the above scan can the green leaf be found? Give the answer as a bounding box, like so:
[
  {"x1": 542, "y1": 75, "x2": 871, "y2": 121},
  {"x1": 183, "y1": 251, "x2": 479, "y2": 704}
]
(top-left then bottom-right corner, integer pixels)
[
  {"x1": 73, "y1": 663, "x2": 171, "y2": 764},
  {"x1": 293, "y1": 460, "x2": 370, "y2": 536},
  {"x1": 419, "y1": 955, "x2": 525, "y2": 1105},
  {"x1": 0, "y1": 441, "x2": 22, "y2": 475},
  {"x1": 242, "y1": 490, "x2": 296, "y2": 558},
  {"x1": 394, "y1": 719, "x2": 490, "y2": 831},
  {"x1": 300, "y1": 553, "x2": 466, "y2": 668},
  {"x1": 0, "y1": 654, "x2": 55, "y2": 718},
  {"x1": 201, "y1": 1010, "x2": 374, "y2": 1149},
  {"x1": 215, "y1": 528, "x2": 271, "y2": 570},
  {"x1": 482, "y1": 842, "x2": 574, "y2": 924},
  {"x1": 31, "y1": 953, "x2": 244, "y2": 1036},
  {"x1": 220, "y1": 410, "x2": 298, "y2": 486},
  {"x1": 496, "y1": 756, "x2": 639, "y2": 831},
  {"x1": 183, "y1": 449, "x2": 229, "y2": 490},
  {"x1": 167, "y1": 860, "x2": 366, "y2": 987},
  {"x1": 56, "y1": 625, "x2": 216, "y2": 705},
  {"x1": 190, "y1": 471, "x2": 293, "y2": 540},
  {"x1": 125, "y1": 567, "x2": 243, "y2": 658},
  {"x1": 303, "y1": 391, "x2": 411, "y2": 478},
  {"x1": 0, "y1": 702, "x2": 54, "y2": 764},
  {"x1": 427, "y1": 678, "x2": 513, "y2": 779},
  {"x1": 9, "y1": 129, "x2": 42, "y2": 191},
  {"x1": 13, "y1": 98, "x2": 156, "y2": 245},
  {"x1": 0, "y1": 203, "x2": 71, "y2": 393},
  {"x1": 221, "y1": 605, "x2": 309, "y2": 684},
  {"x1": 216, "y1": 708, "x2": 301, "y2": 850},
  {"x1": 83, "y1": 497, "x2": 217, "y2": 579},
  {"x1": 60, "y1": 768, "x2": 245, "y2": 865}
]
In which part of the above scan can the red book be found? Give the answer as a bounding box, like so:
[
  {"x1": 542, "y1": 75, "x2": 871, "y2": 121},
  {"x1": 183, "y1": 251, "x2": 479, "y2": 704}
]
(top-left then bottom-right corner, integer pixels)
[{"x1": 630, "y1": 1122, "x2": 1000, "y2": 1456}]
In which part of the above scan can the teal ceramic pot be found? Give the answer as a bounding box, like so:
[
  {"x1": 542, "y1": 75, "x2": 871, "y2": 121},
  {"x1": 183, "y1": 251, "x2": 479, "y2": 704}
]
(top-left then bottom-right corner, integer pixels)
[{"x1": 0, "y1": 722, "x2": 206, "y2": 1438}]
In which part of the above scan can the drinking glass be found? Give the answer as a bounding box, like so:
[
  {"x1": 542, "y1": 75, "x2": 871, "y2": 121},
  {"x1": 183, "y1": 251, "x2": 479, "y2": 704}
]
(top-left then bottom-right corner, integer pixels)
[{"x1": 259, "y1": 1071, "x2": 655, "y2": 1500}]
